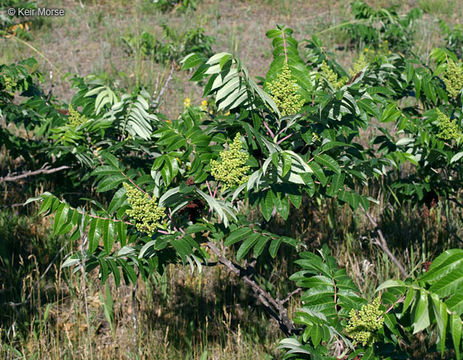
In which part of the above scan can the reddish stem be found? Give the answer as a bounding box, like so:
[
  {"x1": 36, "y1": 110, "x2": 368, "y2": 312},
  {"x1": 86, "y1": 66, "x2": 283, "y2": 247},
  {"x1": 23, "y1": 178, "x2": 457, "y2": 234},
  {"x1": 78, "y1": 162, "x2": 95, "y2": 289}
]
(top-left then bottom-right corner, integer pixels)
[
  {"x1": 277, "y1": 133, "x2": 293, "y2": 145},
  {"x1": 206, "y1": 181, "x2": 214, "y2": 198},
  {"x1": 94, "y1": 153, "x2": 151, "y2": 198},
  {"x1": 82, "y1": 211, "x2": 134, "y2": 226},
  {"x1": 380, "y1": 295, "x2": 406, "y2": 320},
  {"x1": 263, "y1": 120, "x2": 275, "y2": 138},
  {"x1": 122, "y1": 172, "x2": 152, "y2": 199}
]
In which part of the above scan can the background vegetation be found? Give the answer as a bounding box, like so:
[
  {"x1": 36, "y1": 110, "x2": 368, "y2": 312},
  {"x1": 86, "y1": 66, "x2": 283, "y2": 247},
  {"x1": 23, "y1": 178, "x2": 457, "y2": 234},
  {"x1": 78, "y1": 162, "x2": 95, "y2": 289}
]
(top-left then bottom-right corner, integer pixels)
[{"x1": 1, "y1": 0, "x2": 463, "y2": 359}]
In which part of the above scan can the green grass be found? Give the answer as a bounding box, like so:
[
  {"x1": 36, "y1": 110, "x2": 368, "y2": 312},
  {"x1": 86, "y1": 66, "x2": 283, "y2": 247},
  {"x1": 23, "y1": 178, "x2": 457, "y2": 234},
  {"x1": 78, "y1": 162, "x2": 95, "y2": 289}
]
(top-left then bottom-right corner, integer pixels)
[{"x1": 418, "y1": 0, "x2": 456, "y2": 16}]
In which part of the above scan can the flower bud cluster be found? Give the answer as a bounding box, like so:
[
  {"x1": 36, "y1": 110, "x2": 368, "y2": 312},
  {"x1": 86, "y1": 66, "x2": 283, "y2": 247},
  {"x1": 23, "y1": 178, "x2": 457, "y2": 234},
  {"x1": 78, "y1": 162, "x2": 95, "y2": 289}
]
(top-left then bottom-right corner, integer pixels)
[
  {"x1": 267, "y1": 63, "x2": 305, "y2": 116},
  {"x1": 349, "y1": 53, "x2": 369, "y2": 77},
  {"x1": 200, "y1": 99, "x2": 208, "y2": 111},
  {"x1": 123, "y1": 183, "x2": 165, "y2": 235},
  {"x1": 346, "y1": 297, "x2": 384, "y2": 346},
  {"x1": 443, "y1": 59, "x2": 463, "y2": 99},
  {"x1": 210, "y1": 133, "x2": 250, "y2": 189},
  {"x1": 68, "y1": 105, "x2": 88, "y2": 127},
  {"x1": 436, "y1": 108, "x2": 463, "y2": 143},
  {"x1": 2, "y1": 76, "x2": 17, "y2": 93},
  {"x1": 321, "y1": 61, "x2": 347, "y2": 90}
]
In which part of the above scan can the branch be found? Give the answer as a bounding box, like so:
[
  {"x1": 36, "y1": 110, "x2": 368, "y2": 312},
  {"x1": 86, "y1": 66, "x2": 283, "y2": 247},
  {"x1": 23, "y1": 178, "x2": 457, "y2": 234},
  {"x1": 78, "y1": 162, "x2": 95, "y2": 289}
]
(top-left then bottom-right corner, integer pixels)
[
  {"x1": 379, "y1": 295, "x2": 406, "y2": 320},
  {"x1": 83, "y1": 212, "x2": 134, "y2": 226},
  {"x1": 0, "y1": 165, "x2": 70, "y2": 184},
  {"x1": 448, "y1": 196, "x2": 463, "y2": 208},
  {"x1": 362, "y1": 208, "x2": 408, "y2": 278},
  {"x1": 281, "y1": 287, "x2": 302, "y2": 305},
  {"x1": 151, "y1": 63, "x2": 175, "y2": 109},
  {"x1": 46, "y1": 70, "x2": 54, "y2": 103},
  {"x1": 206, "y1": 241, "x2": 299, "y2": 335}
]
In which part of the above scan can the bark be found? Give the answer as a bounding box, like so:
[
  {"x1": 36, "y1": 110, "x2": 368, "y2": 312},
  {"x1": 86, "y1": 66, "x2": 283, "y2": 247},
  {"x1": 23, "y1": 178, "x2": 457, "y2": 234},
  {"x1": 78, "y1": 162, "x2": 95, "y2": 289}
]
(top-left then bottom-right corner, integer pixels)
[
  {"x1": 206, "y1": 241, "x2": 300, "y2": 336},
  {"x1": 0, "y1": 165, "x2": 70, "y2": 183}
]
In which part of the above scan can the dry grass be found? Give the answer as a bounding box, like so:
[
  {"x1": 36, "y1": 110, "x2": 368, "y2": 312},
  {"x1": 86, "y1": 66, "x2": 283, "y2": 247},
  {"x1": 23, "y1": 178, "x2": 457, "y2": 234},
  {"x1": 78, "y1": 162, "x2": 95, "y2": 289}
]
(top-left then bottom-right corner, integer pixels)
[
  {"x1": 2, "y1": 0, "x2": 460, "y2": 118},
  {"x1": 2, "y1": 194, "x2": 461, "y2": 358},
  {"x1": 1, "y1": 245, "x2": 283, "y2": 359}
]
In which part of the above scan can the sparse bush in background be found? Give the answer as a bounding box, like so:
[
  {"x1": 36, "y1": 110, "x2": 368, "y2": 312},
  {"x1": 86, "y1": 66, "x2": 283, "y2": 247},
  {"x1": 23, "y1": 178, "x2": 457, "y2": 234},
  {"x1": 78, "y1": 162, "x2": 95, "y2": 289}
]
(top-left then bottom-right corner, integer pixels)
[
  {"x1": 121, "y1": 25, "x2": 215, "y2": 65},
  {"x1": 150, "y1": 0, "x2": 199, "y2": 13},
  {"x1": 343, "y1": 0, "x2": 422, "y2": 52},
  {"x1": 439, "y1": 19, "x2": 463, "y2": 59}
]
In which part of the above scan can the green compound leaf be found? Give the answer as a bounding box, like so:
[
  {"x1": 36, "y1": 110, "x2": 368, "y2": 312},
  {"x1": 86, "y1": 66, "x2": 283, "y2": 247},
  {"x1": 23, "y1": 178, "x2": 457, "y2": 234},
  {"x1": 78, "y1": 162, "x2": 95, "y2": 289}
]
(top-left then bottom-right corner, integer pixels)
[{"x1": 236, "y1": 232, "x2": 260, "y2": 260}]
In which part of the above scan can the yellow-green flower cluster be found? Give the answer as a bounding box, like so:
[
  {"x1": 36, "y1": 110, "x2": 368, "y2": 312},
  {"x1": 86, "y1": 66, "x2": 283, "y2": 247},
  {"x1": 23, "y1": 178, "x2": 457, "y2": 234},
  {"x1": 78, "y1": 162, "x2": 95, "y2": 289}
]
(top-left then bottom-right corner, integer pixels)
[
  {"x1": 436, "y1": 108, "x2": 463, "y2": 142},
  {"x1": 183, "y1": 97, "x2": 191, "y2": 108},
  {"x1": 68, "y1": 105, "x2": 87, "y2": 127},
  {"x1": 346, "y1": 297, "x2": 384, "y2": 347},
  {"x1": 363, "y1": 41, "x2": 391, "y2": 63},
  {"x1": 267, "y1": 63, "x2": 305, "y2": 116},
  {"x1": 200, "y1": 99, "x2": 208, "y2": 111},
  {"x1": 377, "y1": 40, "x2": 391, "y2": 56},
  {"x1": 210, "y1": 133, "x2": 250, "y2": 189},
  {"x1": 2, "y1": 76, "x2": 16, "y2": 93},
  {"x1": 443, "y1": 59, "x2": 463, "y2": 99},
  {"x1": 123, "y1": 183, "x2": 165, "y2": 235},
  {"x1": 321, "y1": 61, "x2": 347, "y2": 90},
  {"x1": 349, "y1": 53, "x2": 369, "y2": 77}
]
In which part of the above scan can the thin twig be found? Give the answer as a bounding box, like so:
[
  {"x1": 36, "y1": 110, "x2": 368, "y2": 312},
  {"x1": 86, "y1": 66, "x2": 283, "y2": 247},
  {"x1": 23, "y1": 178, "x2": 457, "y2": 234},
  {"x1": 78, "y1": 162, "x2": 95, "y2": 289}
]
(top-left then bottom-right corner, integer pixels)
[
  {"x1": 79, "y1": 215, "x2": 94, "y2": 360},
  {"x1": 119, "y1": 170, "x2": 151, "y2": 198},
  {"x1": 152, "y1": 63, "x2": 175, "y2": 109},
  {"x1": 132, "y1": 283, "x2": 139, "y2": 357},
  {"x1": 77, "y1": 211, "x2": 134, "y2": 226},
  {"x1": 46, "y1": 70, "x2": 53, "y2": 103},
  {"x1": 362, "y1": 208, "x2": 408, "y2": 277},
  {"x1": 2, "y1": 202, "x2": 26, "y2": 208},
  {"x1": 153, "y1": 74, "x2": 160, "y2": 104},
  {"x1": 281, "y1": 288, "x2": 302, "y2": 305},
  {"x1": 0, "y1": 165, "x2": 70, "y2": 184}
]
